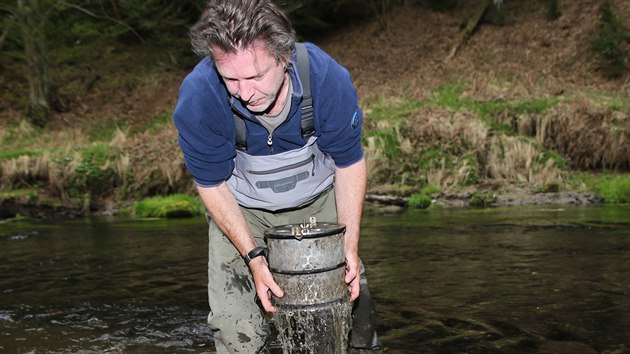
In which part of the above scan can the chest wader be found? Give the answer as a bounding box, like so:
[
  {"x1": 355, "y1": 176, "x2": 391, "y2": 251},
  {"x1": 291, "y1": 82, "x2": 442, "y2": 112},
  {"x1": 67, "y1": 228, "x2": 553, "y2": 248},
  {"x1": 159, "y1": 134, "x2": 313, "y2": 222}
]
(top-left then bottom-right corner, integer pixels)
[{"x1": 217, "y1": 43, "x2": 383, "y2": 354}]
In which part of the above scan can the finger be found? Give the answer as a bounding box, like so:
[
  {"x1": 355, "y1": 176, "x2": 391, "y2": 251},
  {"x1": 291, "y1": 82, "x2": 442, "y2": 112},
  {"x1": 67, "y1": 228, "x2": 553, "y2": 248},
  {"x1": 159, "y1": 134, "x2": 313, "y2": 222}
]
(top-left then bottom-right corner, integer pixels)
[
  {"x1": 268, "y1": 279, "x2": 284, "y2": 298},
  {"x1": 344, "y1": 264, "x2": 357, "y2": 283},
  {"x1": 349, "y1": 277, "x2": 360, "y2": 301},
  {"x1": 259, "y1": 289, "x2": 279, "y2": 313}
]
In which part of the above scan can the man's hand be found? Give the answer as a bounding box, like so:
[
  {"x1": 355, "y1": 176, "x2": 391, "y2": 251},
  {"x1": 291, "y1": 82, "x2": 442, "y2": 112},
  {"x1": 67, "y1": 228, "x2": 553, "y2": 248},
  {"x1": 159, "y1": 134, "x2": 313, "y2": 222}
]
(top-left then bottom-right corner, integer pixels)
[
  {"x1": 249, "y1": 257, "x2": 284, "y2": 312},
  {"x1": 344, "y1": 249, "x2": 360, "y2": 301}
]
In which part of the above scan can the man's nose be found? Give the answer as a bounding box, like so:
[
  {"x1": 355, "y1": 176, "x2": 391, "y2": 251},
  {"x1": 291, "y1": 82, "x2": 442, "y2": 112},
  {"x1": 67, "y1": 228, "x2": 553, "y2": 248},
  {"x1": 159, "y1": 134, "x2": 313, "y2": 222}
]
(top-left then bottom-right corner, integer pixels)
[{"x1": 238, "y1": 81, "x2": 255, "y2": 102}]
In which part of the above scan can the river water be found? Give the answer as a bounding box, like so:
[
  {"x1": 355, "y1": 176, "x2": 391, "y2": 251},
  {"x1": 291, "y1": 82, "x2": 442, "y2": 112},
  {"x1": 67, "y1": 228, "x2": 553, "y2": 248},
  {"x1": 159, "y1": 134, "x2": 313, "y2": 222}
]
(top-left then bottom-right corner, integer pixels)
[{"x1": 1, "y1": 205, "x2": 628, "y2": 353}]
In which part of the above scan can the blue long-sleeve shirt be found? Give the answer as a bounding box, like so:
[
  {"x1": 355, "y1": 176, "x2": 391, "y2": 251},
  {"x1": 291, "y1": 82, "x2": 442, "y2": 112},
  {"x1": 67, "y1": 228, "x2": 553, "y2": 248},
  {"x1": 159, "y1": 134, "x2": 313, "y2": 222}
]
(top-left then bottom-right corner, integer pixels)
[{"x1": 173, "y1": 42, "x2": 364, "y2": 187}]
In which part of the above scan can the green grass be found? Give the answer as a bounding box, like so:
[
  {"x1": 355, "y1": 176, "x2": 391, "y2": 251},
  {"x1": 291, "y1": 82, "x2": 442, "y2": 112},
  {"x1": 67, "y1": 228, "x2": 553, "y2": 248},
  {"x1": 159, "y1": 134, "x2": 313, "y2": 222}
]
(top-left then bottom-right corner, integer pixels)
[
  {"x1": 0, "y1": 149, "x2": 42, "y2": 161},
  {"x1": 86, "y1": 119, "x2": 130, "y2": 141},
  {"x1": 430, "y1": 83, "x2": 468, "y2": 110},
  {"x1": 421, "y1": 184, "x2": 441, "y2": 195},
  {"x1": 581, "y1": 173, "x2": 630, "y2": 204},
  {"x1": 133, "y1": 194, "x2": 205, "y2": 218},
  {"x1": 140, "y1": 110, "x2": 174, "y2": 134},
  {"x1": 598, "y1": 91, "x2": 629, "y2": 112},
  {"x1": 1, "y1": 122, "x2": 41, "y2": 148},
  {"x1": 0, "y1": 188, "x2": 37, "y2": 200},
  {"x1": 365, "y1": 95, "x2": 424, "y2": 122},
  {"x1": 429, "y1": 82, "x2": 558, "y2": 134}
]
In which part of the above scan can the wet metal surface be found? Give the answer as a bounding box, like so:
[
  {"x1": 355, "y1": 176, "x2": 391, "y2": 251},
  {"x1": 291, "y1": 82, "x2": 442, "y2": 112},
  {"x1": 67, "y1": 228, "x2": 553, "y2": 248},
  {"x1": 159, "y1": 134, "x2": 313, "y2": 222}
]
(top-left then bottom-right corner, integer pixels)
[{"x1": 1, "y1": 205, "x2": 629, "y2": 353}]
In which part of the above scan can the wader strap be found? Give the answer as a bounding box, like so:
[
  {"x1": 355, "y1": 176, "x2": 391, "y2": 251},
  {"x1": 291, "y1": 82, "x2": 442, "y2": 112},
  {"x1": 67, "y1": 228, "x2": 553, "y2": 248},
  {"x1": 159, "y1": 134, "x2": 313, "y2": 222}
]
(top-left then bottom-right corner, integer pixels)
[
  {"x1": 234, "y1": 112, "x2": 247, "y2": 151},
  {"x1": 295, "y1": 43, "x2": 314, "y2": 139},
  {"x1": 234, "y1": 43, "x2": 314, "y2": 152}
]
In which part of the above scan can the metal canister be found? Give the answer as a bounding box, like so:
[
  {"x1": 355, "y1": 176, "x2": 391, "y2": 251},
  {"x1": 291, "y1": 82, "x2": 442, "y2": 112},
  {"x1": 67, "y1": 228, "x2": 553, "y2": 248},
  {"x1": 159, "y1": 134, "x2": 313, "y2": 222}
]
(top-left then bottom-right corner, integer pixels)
[
  {"x1": 265, "y1": 218, "x2": 347, "y2": 308},
  {"x1": 265, "y1": 218, "x2": 351, "y2": 353}
]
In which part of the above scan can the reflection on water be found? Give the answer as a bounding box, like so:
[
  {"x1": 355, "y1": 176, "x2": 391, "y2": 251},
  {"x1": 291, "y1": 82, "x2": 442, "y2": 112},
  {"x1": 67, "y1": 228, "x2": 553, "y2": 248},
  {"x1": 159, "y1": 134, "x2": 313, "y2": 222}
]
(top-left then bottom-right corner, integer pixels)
[
  {"x1": 1, "y1": 206, "x2": 629, "y2": 353},
  {"x1": 0, "y1": 217, "x2": 212, "y2": 353}
]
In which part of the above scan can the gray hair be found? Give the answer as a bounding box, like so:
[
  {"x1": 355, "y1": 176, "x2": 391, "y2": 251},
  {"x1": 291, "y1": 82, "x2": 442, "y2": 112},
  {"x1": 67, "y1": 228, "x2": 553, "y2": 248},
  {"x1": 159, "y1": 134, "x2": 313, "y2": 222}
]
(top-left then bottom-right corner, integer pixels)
[{"x1": 190, "y1": 0, "x2": 296, "y2": 63}]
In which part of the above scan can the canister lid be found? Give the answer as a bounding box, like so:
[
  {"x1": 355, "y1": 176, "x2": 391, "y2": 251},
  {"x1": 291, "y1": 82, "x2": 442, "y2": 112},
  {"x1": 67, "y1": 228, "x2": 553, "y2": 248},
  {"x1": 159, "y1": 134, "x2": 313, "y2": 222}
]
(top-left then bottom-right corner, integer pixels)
[{"x1": 264, "y1": 222, "x2": 346, "y2": 239}]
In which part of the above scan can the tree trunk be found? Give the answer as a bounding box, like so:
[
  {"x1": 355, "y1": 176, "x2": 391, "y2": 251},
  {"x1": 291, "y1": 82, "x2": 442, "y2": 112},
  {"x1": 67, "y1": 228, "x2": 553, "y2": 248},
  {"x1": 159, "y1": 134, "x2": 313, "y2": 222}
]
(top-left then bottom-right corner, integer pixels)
[
  {"x1": 445, "y1": 0, "x2": 492, "y2": 62},
  {"x1": 110, "y1": 0, "x2": 122, "y2": 20},
  {"x1": 547, "y1": 0, "x2": 561, "y2": 20},
  {"x1": 17, "y1": 0, "x2": 51, "y2": 127}
]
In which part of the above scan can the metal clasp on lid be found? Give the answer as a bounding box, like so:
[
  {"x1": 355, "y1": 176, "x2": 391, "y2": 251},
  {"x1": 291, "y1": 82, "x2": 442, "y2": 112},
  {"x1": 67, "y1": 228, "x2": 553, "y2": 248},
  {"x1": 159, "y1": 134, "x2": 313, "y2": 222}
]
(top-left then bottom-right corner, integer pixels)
[{"x1": 292, "y1": 217, "x2": 317, "y2": 240}]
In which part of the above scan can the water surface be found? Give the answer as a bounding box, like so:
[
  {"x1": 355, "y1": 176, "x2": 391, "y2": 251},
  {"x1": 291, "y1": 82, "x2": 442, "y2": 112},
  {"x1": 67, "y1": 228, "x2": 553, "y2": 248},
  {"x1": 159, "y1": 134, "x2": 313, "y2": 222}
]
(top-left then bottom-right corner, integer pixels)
[{"x1": 1, "y1": 205, "x2": 629, "y2": 353}]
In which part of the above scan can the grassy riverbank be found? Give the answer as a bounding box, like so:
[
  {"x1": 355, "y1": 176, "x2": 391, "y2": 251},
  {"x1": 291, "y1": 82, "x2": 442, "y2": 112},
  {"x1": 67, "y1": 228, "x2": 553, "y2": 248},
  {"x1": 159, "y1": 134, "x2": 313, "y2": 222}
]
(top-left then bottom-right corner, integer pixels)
[
  {"x1": 1, "y1": 2, "x2": 629, "y2": 217},
  {"x1": 1, "y1": 85, "x2": 628, "y2": 217}
]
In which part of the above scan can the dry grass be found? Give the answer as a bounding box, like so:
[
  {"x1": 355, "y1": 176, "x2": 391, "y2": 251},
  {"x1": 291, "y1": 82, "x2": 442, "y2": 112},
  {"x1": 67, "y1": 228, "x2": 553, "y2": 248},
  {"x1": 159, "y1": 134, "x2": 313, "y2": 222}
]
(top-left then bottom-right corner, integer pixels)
[
  {"x1": 120, "y1": 124, "x2": 194, "y2": 195},
  {"x1": 1, "y1": 122, "x2": 194, "y2": 208},
  {"x1": 1, "y1": 152, "x2": 51, "y2": 189},
  {"x1": 483, "y1": 136, "x2": 563, "y2": 185},
  {"x1": 490, "y1": 100, "x2": 630, "y2": 170},
  {"x1": 364, "y1": 103, "x2": 566, "y2": 193},
  {"x1": 539, "y1": 103, "x2": 629, "y2": 170}
]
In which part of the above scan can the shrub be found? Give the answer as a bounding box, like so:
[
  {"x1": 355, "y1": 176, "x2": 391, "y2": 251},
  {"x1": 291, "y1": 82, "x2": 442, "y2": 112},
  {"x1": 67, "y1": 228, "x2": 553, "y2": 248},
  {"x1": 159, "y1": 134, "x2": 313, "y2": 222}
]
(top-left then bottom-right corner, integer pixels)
[
  {"x1": 469, "y1": 192, "x2": 497, "y2": 208},
  {"x1": 69, "y1": 144, "x2": 115, "y2": 198}
]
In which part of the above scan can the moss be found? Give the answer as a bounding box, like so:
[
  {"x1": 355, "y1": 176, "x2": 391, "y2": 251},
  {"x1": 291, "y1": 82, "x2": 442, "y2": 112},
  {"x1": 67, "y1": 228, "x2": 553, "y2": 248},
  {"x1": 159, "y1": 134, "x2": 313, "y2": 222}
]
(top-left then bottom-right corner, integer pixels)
[
  {"x1": 408, "y1": 193, "x2": 432, "y2": 209},
  {"x1": 133, "y1": 194, "x2": 205, "y2": 218}
]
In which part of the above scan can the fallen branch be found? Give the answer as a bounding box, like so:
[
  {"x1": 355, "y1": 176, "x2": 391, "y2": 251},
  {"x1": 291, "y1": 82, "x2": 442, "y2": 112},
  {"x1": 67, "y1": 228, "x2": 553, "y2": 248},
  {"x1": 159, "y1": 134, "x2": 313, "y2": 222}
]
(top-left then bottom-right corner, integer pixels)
[{"x1": 445, "y1": 0, "x2": 492, "y2": 62}]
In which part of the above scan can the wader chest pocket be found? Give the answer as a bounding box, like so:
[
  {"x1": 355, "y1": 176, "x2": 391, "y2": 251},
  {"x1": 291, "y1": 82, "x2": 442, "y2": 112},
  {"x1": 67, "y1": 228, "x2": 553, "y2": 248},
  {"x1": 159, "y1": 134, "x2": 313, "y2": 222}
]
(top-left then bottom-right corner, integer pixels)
[
  {"x1": 228, "y1": 136, "x2": 335, "y2": 210},
  {"x1": 249, "y1": 154, "x2": 315, "y2": 193}
]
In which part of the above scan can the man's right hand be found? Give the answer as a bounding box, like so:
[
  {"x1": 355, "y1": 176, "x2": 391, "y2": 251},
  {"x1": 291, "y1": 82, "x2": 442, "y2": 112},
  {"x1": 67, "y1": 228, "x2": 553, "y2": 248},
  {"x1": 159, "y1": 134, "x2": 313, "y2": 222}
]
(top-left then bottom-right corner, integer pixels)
[{"x1": 249, "y1": 257, "x2": 284, "y2": 312}]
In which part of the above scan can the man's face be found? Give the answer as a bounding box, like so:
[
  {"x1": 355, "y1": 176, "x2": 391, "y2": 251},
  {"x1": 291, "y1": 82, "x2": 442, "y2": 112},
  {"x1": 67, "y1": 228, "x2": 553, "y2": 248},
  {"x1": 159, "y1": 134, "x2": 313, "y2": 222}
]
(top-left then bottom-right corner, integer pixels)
[{"x1": 213, "y1": 42, "x2": 288, "y2": 114}]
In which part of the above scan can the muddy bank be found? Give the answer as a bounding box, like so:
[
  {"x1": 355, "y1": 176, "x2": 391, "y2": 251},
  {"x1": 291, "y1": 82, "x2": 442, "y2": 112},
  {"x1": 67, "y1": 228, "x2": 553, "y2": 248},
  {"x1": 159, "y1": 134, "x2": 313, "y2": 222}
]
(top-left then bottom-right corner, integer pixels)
[
  {"x1": 366, "y1": 190, "x2": 603, "y2": 210},
  {"x1": 0, "y1": 198, "x2": 85, "y2": 219},
  {"x1": 1, "y1": 189, "x2": 604, "y2": 220}
]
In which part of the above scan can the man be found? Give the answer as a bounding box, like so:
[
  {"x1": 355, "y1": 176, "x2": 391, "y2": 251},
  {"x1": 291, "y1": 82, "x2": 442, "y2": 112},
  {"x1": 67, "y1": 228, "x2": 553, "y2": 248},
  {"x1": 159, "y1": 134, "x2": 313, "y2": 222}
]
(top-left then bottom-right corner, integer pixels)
[{"x1": 173, "y1": 0, "x2": 382, "y2": 352}]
